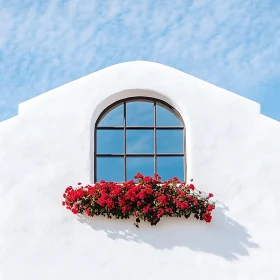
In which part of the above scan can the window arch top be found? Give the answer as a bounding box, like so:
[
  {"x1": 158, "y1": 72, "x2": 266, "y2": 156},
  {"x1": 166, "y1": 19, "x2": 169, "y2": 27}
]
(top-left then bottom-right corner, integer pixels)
[
  {"x1": 95, "y1": 97, "x2": 185, "y2": 183},
  {"x1": 97, "y1": 98, "x2": 183, "y2": 127}
]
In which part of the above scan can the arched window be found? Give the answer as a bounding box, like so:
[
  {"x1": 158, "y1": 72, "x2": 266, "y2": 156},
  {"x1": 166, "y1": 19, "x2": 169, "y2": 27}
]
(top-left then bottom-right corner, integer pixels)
[{"x1": 94, "y1": 97, "x2": 186, "y2": 182}]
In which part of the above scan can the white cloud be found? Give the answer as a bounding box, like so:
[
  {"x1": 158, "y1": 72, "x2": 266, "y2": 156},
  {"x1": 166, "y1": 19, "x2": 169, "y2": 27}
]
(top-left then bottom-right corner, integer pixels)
[{"x1": 0, "y1": 0, "x2": 280, "y2": 121}]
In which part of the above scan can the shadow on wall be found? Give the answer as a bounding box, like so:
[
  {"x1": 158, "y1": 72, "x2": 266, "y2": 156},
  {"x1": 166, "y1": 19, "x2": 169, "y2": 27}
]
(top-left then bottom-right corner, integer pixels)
[{"x1": 77, "y1": 202, "x2": 259, "y2": 261}]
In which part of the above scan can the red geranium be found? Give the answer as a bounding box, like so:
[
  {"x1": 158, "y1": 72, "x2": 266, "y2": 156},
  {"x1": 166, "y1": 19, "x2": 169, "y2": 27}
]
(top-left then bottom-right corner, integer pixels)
[{"x1": 62, "y1": 173, "x2": 215, "y2": 228}]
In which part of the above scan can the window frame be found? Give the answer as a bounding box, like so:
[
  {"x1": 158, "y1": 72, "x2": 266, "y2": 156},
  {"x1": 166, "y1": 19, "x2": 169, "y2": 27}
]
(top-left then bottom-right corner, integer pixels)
[{"x1": 94, "y1": 97, "x2": 186, "y2": 182}]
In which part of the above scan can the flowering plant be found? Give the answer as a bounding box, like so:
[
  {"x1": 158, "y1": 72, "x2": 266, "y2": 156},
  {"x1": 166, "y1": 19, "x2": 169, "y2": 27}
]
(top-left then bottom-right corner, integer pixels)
[{"x1": 62, "y1": 173, "x2": 215, "y2": 228}]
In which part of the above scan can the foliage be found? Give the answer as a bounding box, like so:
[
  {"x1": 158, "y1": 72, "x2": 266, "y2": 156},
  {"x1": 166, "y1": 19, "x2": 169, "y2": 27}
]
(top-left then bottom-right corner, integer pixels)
[{"x1": 62, "y1": 173, "x2": 215, "y2": 228}]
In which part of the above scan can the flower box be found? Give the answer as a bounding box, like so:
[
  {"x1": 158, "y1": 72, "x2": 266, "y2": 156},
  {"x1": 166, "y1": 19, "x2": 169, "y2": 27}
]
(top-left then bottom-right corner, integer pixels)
[{"x1": 62, "y1": 173, "x2": 215, "y2": 228}]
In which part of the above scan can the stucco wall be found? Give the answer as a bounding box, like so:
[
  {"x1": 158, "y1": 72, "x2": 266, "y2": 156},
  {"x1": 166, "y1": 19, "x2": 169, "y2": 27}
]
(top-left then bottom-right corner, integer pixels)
[{"x1": 0, "y1": 61, "x2": 280, "y2": 280}]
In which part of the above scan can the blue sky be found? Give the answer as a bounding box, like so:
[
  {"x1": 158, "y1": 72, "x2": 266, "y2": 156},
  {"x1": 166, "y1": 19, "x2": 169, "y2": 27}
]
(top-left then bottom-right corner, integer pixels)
[{"x1": 0, "y1": 0, "x2": 280, "y2": 123}]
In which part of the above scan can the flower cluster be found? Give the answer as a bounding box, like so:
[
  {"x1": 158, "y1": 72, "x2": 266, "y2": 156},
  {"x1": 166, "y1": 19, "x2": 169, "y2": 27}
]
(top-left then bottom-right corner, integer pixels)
[{"x1": 62, "y1": 173, "x2": 215, "y2": 228}]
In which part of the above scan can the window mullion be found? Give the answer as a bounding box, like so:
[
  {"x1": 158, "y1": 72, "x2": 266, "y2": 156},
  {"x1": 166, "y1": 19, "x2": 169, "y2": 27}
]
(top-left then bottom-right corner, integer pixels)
[
  {"x1": 124, "y1": 101, "x2": 127, "y2": 182},
  {"x1": 154, "y1": 101, "x2": 157, "y2": 175}
]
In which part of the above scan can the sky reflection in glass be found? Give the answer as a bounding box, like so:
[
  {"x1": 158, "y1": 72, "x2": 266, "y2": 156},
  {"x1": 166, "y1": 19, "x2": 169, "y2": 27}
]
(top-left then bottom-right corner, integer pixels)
[
  {"x1": 157, "y1": 156, "x2": 184, "y2": 181},
  {"x1": 126, "y1": 130, "x2": 154, "y2": 154},
  {"x1": 126, "y1": 101, "x2": 154, "y2": 126},
  {"x1": 126, "y1": 157, "x2": 154, "y2": 180},
  {"x1": 156, "y1": 129, "x2": 183, "y2": 154},
  {"x1": 156, "y1": 103, "x2": 182, "y2": 126},
  {"x1": 96, "y1": 130, "x2": 124, "y2": 154},
  {"x1": 96, "y1": 157, "x2": 124, "y2": 182},
  {"x1": 98, "y1": 103, "x2": 124, "y2": 127}
]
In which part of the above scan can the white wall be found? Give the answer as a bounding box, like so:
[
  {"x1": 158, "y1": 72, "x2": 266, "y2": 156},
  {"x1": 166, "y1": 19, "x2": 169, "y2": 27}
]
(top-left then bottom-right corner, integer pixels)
[{"x1": 0, "y1": 61, "x2": 280, "y2": 280}]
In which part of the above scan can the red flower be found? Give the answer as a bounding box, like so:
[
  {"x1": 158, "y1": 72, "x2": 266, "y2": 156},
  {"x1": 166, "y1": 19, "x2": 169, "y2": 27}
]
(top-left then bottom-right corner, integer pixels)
[
  {"x1": 96, "y1": 197, "x2": 106, "y2": 207},
  {"x1": 145, "y1": 186, "x2": 152, "y2": 195},
  {"x1": 202, "y1": 213, "x2": 212, "y2": 223},
  {"x1": 65, "y1": 186, "x2": 73, "y2": 192},
  {"x1": 154, "y1": 173, "x2": 161, "y2": 180},
  {"x1": 106, "y1": 199, "x2": 114, "y2": 209},
  {"x1": 71, "y1": 208, "x2": 79, "y2": 214},
  {"x1": 180, "y1": 201, "x2": 189, "y2": 210},
  {"x1": 206, "y1": 204, "x2": 215, "y2": 211},
  {"x1": 119, "y1": 198, "x2": 126, "y2": 206},
  {"x1": 208, "y1": 193, "x2": 214, "y2": 198},
  {"x1": 156, "y1": 208, "x2": 165, "y2": 218},
  {"x1": 84, "y1": 209, "x2": 91, "y2": 216},
  {"x1": 134, "y1": 172, "x2": 144, "y2": 180},
  {"x1": 189, "y1": 184, "x2": 195, "y2": 190},
  {"x1": 143, "y1": 205, "x2": 151, "y2": 213},
  {"x1": 156, "y1": 195, "x2": 167, "y2": 205},
  {"x1": 144, "y1": 176, "x2": 153, "y2": 183},
  {"x1": 78, "y1": 182, "x2": 82, "y2": 185}
]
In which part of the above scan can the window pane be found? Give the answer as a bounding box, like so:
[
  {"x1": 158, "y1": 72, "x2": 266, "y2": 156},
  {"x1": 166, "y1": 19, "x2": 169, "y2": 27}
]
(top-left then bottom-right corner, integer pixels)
[
  {"x1": 156, "y1": 103, "x2": 182, "y2": 126},
  {"x1": 96, "y1": 157, "x2": 124, "y2": 182},
  {"x1": 126, "y1": 101, "x2": 154, "y2": 126},
  {"x1": 126, "y1": 129, "x2": 154, "y2": 154},
  {"x1": 157, "y1": 156, "x2": 184, "y2": 181},
  {"x1": 96, "y1": 129, "x2": 124, "y2": 154},
  {"x1": 126, "y1": 156, "x2": 154, "y2": 181},
  {"x1": 156, "y1": 129, "x2": 183, "y2": 153},
  {"x1": 98, "y1": 103, "x2": 124, "y2": 127}
]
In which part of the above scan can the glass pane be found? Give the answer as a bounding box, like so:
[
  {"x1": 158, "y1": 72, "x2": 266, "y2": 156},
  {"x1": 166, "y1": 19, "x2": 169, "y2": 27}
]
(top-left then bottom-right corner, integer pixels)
[
  {"x1": 156, "y1": 103, "x2": 182, "y2": 127},
  {"x1": 126, "y1": 129, "x2": 154, "y2": 154},
  {"x1": 126, "y1": 101, "x2": 154, "y2": 126},
  {"x1": 96, "y1": 129, "x2": 124, "y2": 154},
  {"x1": 98, "y1": 103, "x2": 124, "y2": 127},
  {"x1": 156, "y1": 129, "x2": 183, "y2": 153},
  {"x1": 157, "y1": 156, "x2": 184, "y2": 181},
  {"x1": 126, "y1": 156, "x2": 154, "y2": 181},
  {"x1": 96, "y1": 157, "x2": 124, "y2": 182}
]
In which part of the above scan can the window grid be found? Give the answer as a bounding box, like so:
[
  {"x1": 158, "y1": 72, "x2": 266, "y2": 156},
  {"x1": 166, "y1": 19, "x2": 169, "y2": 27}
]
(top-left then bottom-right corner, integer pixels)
[{"x1": 94, "y1": 97, "x2": 186, "y2": 182}]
